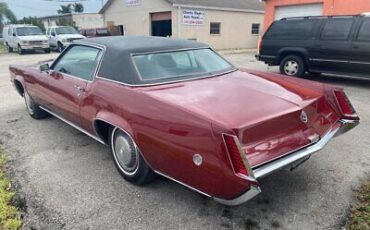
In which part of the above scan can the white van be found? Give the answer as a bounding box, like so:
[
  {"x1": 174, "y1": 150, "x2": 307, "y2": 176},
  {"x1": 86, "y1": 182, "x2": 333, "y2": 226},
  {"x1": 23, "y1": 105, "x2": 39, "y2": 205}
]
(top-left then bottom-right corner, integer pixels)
[
  {"x1": 46, "y1": 26, "x2": 85, "y2": 52},
  {"x1": 2, "y1": 24, "x2": 50, "y2": 55}
]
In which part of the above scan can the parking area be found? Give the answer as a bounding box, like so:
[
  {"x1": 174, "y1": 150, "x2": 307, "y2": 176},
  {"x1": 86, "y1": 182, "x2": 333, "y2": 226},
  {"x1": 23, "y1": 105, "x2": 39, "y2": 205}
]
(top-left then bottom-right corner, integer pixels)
[{"x1": 0, "y1": 52, "x2": 369, "y2": 229}]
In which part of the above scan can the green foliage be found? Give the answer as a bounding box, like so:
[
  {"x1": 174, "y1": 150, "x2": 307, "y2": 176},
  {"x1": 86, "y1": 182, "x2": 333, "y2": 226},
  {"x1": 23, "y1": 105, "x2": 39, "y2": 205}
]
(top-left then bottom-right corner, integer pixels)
[
  {"x1": 0, "y1": 43, "x2": 6, "y2": 54},
  {"x1": 73, "y1": 3, "x2": 84, "y2": 13},
  {"x1": 0, "y1": 154, "x2": 22, "y2": 230},
  {"x1": 0, "y1": 3, "x2": 17, "y2": 32},
  {"x1": 17, "y1": 17, "x2": 45, "y2": 32},
  {"x1": 347, "y1": 181, "x2": 370, "y2": 230},
  {"x1": 57, "y1": 4, "x2": 72, "y2": 14}
]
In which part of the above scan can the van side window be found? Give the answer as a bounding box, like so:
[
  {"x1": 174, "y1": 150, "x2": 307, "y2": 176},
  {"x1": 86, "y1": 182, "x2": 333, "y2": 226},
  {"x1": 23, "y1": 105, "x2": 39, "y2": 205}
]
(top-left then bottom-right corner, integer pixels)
[
  {"x1": 320, "y1": 19, "x2": 353, "y2": 41},
  {"x1": 264, "y1": 19, "x2": 316, "y2": 40},
  {"x1": 357, "y1": 19, "x2": 370, "y2": 41}
]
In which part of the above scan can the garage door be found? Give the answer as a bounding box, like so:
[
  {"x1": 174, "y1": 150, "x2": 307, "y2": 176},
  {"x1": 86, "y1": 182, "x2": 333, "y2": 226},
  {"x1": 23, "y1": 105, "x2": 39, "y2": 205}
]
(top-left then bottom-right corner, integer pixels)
[{"x1": 275, "y1": 4, "x2": 323, "y2": 20}]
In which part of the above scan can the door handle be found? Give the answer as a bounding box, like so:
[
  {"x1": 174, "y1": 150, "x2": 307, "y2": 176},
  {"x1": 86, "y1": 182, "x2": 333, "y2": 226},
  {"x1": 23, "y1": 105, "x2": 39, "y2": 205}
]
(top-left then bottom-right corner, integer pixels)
[
  {"x1": 353, "y1": 45, "x2": 360, "y2": 49},
  {"x1": 74, "y1": 85, "x2": 85, "y2": 92}
]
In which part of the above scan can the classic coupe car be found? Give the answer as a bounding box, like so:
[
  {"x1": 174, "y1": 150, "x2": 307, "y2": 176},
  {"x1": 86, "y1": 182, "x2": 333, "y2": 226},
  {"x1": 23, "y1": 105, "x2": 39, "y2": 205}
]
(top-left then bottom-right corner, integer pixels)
[{"x1": 9, "y1": 36, "x2": 359, "y2": 206}]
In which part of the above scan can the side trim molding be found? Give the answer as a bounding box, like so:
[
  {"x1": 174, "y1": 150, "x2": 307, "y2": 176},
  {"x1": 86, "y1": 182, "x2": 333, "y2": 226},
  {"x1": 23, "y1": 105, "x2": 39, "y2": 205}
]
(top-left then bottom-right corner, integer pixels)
[{"x1": 39, "y1": 106, "x2": 106, "y2": 145}]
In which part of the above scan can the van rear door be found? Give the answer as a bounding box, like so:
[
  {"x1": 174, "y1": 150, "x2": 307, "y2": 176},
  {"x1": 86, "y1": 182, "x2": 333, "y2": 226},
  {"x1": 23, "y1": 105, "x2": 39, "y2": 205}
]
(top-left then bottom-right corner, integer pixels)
[{"x1": 309, "y1": 18, "x2": 355, "y2": 73}]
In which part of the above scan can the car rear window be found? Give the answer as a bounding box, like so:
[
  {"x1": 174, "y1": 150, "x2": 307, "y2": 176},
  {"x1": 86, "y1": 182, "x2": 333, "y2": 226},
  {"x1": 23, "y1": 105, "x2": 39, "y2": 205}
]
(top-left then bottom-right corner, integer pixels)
[
  {"x1": 264, "y1": 19, "x2": 317, "y2": 40},
  {"x1": 320, "y1": 18, "x2": 354, "y2": 41},
  {"x1": 133, "y1": 49, "x2": 234, "y2": 82}
]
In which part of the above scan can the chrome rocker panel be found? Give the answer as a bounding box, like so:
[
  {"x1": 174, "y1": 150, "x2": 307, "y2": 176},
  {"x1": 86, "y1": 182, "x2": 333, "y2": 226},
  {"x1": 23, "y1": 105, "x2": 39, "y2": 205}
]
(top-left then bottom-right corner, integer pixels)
[{"x1": 214, "y1": 119, "x2": 359, "y2": 206}]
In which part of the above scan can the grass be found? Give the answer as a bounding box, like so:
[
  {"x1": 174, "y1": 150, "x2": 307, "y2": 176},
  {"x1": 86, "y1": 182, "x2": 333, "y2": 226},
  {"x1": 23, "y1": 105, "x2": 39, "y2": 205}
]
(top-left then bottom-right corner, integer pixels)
[
  {"x1": 0, "y1": 43, "x2": 6, "y2": 54},
  {"x1": 347, "y1": 181, "x2": 370, "y2": 230},
  {"x1": 0, "y1": 153, "x2": 22, "y2": 230}
]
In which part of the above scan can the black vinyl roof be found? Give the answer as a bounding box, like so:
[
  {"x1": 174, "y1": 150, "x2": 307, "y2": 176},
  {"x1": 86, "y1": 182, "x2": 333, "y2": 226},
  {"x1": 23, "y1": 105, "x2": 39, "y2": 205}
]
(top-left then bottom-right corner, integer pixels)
[{"x1": 75, "y1": 36, "x2": 210, "y2": 86}]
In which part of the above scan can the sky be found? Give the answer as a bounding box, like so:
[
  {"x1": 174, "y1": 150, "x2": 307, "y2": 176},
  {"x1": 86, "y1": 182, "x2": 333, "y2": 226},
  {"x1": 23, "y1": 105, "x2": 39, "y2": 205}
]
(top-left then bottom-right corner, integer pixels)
[{"x1": 2, "y1": 0, "x2": 108, "y2": 19}]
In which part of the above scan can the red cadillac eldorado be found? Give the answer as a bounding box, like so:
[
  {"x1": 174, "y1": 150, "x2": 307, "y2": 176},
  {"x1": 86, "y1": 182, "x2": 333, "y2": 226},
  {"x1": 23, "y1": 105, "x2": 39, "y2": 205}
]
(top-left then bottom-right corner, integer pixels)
[{"x1": 9, "y1": 36, "x2": 360, "y2": 206}]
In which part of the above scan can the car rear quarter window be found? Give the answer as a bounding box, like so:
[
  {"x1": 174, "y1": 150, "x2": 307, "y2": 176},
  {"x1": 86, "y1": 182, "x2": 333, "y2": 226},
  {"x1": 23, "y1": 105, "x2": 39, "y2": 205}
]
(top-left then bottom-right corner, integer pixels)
[
  {"x1": 52, "y1": 45, "x2": 102, "y2": 81},
  {"x1": 264, "y1": 19, "x2": 317, "y2": 40},
  {"x1": 320, "y1": 18, "x2": 354, "y2": 41},
  {"x1": 357, "y1": 19, "x2": 370, "y2": 41}
]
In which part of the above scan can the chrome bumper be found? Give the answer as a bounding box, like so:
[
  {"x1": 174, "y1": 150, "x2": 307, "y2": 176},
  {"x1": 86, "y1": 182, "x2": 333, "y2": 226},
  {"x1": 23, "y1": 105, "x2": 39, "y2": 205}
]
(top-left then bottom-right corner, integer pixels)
[{"x1": 214, "y1": 119, "x2": 359, "y2": 206}]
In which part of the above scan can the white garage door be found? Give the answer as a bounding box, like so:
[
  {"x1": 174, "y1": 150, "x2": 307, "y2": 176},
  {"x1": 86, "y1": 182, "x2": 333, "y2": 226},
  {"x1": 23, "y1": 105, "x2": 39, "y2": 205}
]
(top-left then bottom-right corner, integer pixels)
[{"x1": 275, "y1": 4, "x2": 323, "y2": 20}]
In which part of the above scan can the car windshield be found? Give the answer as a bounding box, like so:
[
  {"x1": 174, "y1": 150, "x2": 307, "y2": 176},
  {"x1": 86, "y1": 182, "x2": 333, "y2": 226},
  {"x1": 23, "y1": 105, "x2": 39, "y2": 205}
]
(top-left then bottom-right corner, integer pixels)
[
  {"x1": 16, "y1": 27, "x2": 43, "y2": 36},
  {"x1": 56, "y1": 27, "x2": 79, "y2": 35},
  {"x1": 133, "y1": 49, "x2": 235, "y2": 82}
]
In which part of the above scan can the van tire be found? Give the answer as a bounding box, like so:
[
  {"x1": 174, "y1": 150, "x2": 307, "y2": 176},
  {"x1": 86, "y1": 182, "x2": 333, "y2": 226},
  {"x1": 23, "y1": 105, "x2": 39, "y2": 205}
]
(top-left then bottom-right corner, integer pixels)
[
  {"x1": 18, "y1": 45, "x2": 24, "y2": 55},
  {"x1": 280, "y1": 55, "x2": 306, "y2": 77},
  {"x1": 6, "y1": 43, "x2": 13, "y2": 53},
  {"x1": 57, "y1": 42, "x2": 64, "y2": 53}
]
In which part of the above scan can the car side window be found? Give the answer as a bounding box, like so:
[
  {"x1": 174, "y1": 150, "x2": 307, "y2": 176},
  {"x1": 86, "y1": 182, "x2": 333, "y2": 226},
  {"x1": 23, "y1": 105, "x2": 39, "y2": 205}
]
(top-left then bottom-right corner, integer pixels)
[
  {"x1": 357, "y1": 19, "x2": 370, "y2": 41},
  {"x1": 264, "y1": 19, "x2": 317, "y2": 40},
  {"x1": 320, "y1": 18, "x2": 354, "y2": 41},
  {"x1": 52, "y1": 45, "x2": 102, "y2": 81}
]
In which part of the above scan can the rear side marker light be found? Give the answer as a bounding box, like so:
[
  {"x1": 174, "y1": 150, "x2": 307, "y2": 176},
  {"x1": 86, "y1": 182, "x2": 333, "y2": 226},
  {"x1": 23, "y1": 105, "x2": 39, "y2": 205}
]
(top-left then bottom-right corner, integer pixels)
[
  {"x1": 223, "y1": 135, "x2": 258, "y2": 184},
  {"x1": 334, "y1": 90, "x2": 357, "y2": 118}
]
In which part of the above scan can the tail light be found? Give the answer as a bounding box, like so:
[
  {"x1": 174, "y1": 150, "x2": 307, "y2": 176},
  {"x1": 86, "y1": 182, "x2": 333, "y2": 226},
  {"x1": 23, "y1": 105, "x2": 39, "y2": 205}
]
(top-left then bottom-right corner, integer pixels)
[
  {"x1": 223, "y1": 134, "x2": 250, "y2": 177},
  {"x1": 334, "y1": 90, "x2": 358, "y2": 119},
  {"x1": 257, "y1": 38, "x2": 262, "y2": 54}
]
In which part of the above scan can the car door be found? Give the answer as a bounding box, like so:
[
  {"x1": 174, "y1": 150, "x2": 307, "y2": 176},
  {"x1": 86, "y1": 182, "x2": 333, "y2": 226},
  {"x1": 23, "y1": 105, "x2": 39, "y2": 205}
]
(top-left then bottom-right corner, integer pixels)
[
  {"x1": 8, "y1": 28, "x2": 15, "y2": 48},
  {"x1": 46, "y1": 45, "x2": 103, "y2": 126},
  {"x1": 349, "y1": 18, "x2": 370, "y2": 75},
  {"x1": 309, "y1": 18, "x2": 355, "y2": 73}
]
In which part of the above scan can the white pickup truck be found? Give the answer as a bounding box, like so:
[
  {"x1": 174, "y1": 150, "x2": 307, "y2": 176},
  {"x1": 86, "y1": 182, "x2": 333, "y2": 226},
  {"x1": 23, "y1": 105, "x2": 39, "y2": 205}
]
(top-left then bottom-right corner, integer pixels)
[{"x1": 46, "y1": 26, "x2": 85, "y2": 52}]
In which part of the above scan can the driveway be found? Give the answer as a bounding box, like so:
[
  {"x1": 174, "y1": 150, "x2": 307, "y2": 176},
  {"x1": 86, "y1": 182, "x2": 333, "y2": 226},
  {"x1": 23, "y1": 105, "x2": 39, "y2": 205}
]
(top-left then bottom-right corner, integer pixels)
[{"x1": 0, "y1": 51, "x2": 369, "y2": 229}]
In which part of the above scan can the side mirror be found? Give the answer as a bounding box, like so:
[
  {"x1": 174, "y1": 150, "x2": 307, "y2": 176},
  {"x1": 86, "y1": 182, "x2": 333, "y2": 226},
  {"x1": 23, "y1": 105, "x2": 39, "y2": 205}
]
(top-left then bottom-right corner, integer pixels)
[
  {"x1": 40, "y1": 63, "x2": 50, "y2": 72},
  {"x1": 51, "y1": 32, "x2": 56, "y2": 36},
  {"x1": 13, "y1": 33, "x2": 16, "y2": 37}
]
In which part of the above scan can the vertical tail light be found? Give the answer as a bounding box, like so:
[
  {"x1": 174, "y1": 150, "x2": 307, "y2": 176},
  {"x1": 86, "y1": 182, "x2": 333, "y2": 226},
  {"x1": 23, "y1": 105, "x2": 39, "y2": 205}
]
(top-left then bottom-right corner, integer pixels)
[
  {"x1": 223, "y1": 134, "x2": 250, "y2": 177},
  {"x1": 257, "y1": 38, "x2": 262, "y2": 55},
  {"x1": 334, "y1": 90, "x2": 358, "y2": 119}
]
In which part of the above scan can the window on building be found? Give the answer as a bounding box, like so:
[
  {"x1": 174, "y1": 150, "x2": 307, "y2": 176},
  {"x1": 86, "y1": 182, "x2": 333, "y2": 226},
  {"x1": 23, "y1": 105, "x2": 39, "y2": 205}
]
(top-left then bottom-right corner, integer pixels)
[
  {"x1": 320, "y1": 18, "x2": 354, "y2": 41},
  {"x1": 251, "y1": 23, "x2": 260, "y2": 35},
  {"x1": 357, "y1": 19, "x2": 370, "y2": 41},
  {"x1": 210, "y1": 22, "x2": 221, "y2": 35}
]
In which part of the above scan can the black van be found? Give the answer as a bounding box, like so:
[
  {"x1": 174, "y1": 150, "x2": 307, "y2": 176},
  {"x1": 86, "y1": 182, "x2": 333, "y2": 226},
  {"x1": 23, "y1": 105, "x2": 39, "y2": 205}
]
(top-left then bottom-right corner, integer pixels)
[{"x1": 257, "y1": 15, "x2": 370, "y2": 78}]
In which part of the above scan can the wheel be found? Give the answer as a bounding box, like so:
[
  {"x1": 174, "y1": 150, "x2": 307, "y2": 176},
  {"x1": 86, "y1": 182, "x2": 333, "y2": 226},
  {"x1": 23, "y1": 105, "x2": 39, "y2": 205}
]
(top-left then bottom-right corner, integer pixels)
[
  {"x1": 280, "y1": 55, "x2": 306, "y2": 77},
  {"x1": 18, "y1": 45, "x2": 24, "y2": 55},
  {"x1": 24, "y1": 91, "x2": 49, "y2": 119},
  {"x1": 57, "y1": 43, "x2": 64, "y2": 53},
  {"x1": 44, "y1": 48, "x2": 50, "y2": 54},
  {"x1": 6, "y1": 43, "x2": 13, "y2": 53},
  {"x1": 110, "y1": 127, "x2": 155, "y2": 185}
]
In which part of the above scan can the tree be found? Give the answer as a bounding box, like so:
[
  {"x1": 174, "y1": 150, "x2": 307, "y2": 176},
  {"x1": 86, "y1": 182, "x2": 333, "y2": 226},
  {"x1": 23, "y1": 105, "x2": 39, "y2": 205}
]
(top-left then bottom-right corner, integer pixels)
[
  {"x1": 73, "y1": 3, "x2": 84, "y2": 13},
  {"x1": 0, "y1": 2, "x2": 17, "y2": 31},
  {"x1": 57, "y1": 4, "x2": 72, "y2": 14},
  {"x1": 18, "y1": 17, "x2": 45, "y2": 32}
]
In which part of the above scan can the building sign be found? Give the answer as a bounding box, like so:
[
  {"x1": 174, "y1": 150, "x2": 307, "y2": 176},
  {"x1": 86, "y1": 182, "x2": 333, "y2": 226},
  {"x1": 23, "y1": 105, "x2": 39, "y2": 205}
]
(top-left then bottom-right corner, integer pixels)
[
  {"x1": 183, "y1": 9, "x2": 205, "y2": 25},
  {"x1": 126, "y1": 0, "x2": 140, "y2": 6}
]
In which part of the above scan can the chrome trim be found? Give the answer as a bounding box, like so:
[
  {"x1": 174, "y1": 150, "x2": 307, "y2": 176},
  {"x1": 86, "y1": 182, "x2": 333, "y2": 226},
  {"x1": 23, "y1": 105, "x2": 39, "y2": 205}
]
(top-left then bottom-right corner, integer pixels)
[
  {"x1": 39, "y1": 106, "x2": 106, "y2": 145},
  {"x1": 212, "y1": 119, "x2": 358, "y2": 206},
  {"x1": 154, "y1": 170, "x2": 211, "y2": 197},
  {"x1": 214, "y1": 186, "x2": 261, "y2": 206},
  {"x1": 309, "y1": 58, "x2": 349, "y2": 63}
]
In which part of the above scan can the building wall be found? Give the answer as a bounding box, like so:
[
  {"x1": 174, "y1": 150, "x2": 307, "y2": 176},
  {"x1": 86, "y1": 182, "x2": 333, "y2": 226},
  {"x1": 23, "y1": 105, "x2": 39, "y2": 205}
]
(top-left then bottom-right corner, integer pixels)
[
  {"x1": 72, "y1": 14, "x2": 104, "y2": 29},
  {"x1": 103, "y1": 0, "x2": 172, "y2": 36},
  {"x1": 264, "y1": 0, "x2": 370, "y2": 30},
  {"x1": 172, "y1": 8, "x2": 263, "y2": 50}
]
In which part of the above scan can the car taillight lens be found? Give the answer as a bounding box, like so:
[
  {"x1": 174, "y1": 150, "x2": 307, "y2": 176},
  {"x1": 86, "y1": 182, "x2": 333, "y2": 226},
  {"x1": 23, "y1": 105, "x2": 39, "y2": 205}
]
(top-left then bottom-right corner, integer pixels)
[
  {"x1": 223, "y1": 134, "x2": 249, "y2": 176},
  {"x1": 334, "y1": 90, "x2": 357, "y2": 118},
  {"x1": 257, "y1": 38, "x2": 262, "y2": 54}
]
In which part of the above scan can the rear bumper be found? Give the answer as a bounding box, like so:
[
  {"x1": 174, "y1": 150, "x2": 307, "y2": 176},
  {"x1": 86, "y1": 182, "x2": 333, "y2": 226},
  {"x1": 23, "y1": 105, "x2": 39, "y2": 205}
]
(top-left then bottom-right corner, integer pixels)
[{"x1": 214, "y1": 119, "x2": 359, "y2": 206}]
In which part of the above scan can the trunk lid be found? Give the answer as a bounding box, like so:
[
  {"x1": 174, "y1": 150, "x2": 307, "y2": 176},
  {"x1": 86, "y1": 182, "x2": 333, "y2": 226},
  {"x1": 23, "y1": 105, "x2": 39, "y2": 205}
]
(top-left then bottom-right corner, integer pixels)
[{"x1": 139, "y1": 71, "x2": 340, "y2": 167}]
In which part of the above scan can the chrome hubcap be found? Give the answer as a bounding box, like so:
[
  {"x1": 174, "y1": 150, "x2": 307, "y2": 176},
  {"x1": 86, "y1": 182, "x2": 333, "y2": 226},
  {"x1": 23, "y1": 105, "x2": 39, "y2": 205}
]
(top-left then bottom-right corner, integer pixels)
[
  {"x1": 284, "y1": 60, "x2": 299, "y2": 75},
  {"x1": 24, "y1": 92, "x2": 34, "y2": 114},
  {"x1": 113, "y1": 130, "x2": 138, "y2": 174}
]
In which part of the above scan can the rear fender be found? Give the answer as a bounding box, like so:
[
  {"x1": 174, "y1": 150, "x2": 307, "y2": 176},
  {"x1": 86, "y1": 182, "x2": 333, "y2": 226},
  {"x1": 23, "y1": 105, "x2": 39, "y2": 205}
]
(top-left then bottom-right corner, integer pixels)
[
  {"x1": 94, "y1": 111, "x2": 133, "y2": 138},
  {"x1": 278, "y1": 48, "x2": 309, "y2": 66}
]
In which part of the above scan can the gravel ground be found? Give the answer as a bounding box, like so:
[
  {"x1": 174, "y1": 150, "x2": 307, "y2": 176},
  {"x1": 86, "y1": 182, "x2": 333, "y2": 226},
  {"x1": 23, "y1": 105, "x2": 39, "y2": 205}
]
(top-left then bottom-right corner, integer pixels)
[{"x1": 0, "y1": 51, "x2": 369, "y2": 230}]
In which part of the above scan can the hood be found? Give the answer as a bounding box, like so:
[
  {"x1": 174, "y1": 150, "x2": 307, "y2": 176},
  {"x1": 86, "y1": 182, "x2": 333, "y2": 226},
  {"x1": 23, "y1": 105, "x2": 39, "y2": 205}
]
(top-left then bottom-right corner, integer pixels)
[
  {"x1": 58, "y1": 34, "x2": 85, "y2": 40},
  {"x1": 19, "y1": 35, "x2": 48, "y2": 41},
  {"x1": 139, "y1": 70, "x2": 324, "y2": 129}
]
